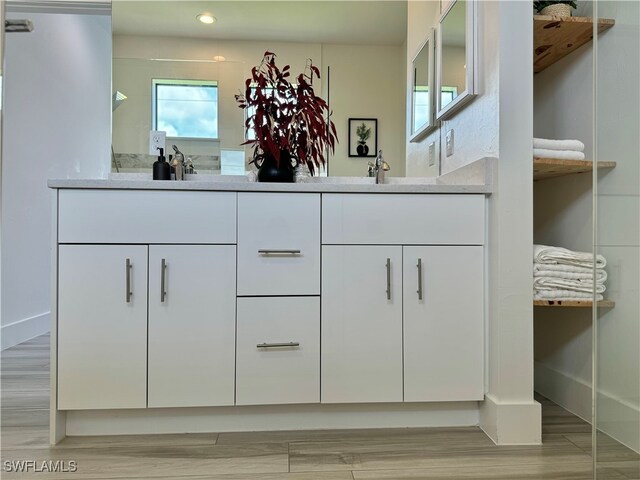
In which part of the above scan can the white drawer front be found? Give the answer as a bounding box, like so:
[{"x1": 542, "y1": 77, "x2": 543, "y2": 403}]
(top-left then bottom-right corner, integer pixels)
[
  {"x1": 236, "y1": 297, "x2": 320, "y2": 406},
  {"x1": 322, "y1": 194, "x2": 485, "y2": 245},
  {"x1": 237, "y1": 193, "x2": 320, "y2": 295},
  {"x1": 58, "y1": 190, "x2": 236, "y2": 244}
]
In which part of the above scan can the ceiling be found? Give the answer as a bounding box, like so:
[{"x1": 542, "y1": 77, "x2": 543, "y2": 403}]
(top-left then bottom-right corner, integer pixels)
[{"x1": 112, "y1": 1, "x2": 408, "y2": 46}]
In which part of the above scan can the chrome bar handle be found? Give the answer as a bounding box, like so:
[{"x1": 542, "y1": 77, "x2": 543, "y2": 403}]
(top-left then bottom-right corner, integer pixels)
[
  {"x1": 258, "y1": 249, "x2": 301, "y2": 256},
  {"x1": 386, "y1": 258, "x2": 391, "y2": 300},
  {"x1": 257, "y1": 342, "x2": 300, "y2": 348},
  {"x1": 417, "y1": 258, "x2": 423, "y2": 300},
  {"x1": 160, "y1": 259, "x2": 167, "y2": 303},
  {"x1": 125, "y1": 258, "x2": 132, "y2": 303}
]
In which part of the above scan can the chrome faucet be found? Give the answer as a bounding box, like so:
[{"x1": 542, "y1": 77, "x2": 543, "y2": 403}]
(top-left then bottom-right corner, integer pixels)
[
  {"x1": 370, "y1": 149, "x2": 389, "y2": 184},
  {"x1": 171, "y1": 145, "x2": 185, "y2": 180}
]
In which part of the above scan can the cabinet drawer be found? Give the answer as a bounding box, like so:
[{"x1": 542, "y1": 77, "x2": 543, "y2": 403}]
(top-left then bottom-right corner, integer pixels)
[
  {"x1": 58, "y1": 190, "x2": 236, "y2": 244},
  {"x1": 236, "y1": 297, "x2": 320, "y2": 406},
  {"x1": 322, "y1": 194, "x2": 485, "y2": 245},
  {"x1": 237, "y1": 193, "x2": 320, "y2": 295}
]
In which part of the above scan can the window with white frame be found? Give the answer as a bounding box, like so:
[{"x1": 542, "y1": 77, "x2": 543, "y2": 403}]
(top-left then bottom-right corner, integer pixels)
[{"x1": 152, "y1": 79, "x2": 218, "y2": 139}]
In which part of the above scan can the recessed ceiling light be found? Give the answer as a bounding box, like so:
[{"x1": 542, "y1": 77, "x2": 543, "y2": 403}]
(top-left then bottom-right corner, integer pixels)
[
  {"x1": 196, "y1": 13, "x2": 216, "y2": 24},
  {"x1": 213, "y1": 55, "x2": 226, "y2": 62}
]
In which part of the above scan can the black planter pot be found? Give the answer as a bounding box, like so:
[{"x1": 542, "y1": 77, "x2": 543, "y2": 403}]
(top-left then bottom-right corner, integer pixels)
[
  {"x1": 256, "y1": 152, "x2": 295, "y2": 183},
  {"x1": 357, "y1": 143, "x2": 369, "y2": 156}
]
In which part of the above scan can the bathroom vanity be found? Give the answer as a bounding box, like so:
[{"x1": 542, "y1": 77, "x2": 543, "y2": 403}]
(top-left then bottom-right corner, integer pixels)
[{"x1": 48, "y1": 170, "x2": 492, "y2": 442}]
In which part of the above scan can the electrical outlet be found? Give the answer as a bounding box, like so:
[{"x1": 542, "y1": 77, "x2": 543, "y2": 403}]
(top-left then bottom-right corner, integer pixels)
[
  {"x1": 445, "y1": 129, "x2": 454, "y2": 157},
  {"x1": 149, "y1": 130, "x2": 166, "y2": 155},
  {"x1": 428, "y1": 142, "x2": 436, "y2": 167}
]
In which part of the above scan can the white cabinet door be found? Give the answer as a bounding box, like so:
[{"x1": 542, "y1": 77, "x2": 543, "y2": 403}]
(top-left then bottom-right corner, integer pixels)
[
  {"x1": 403, "y1": 246, "x2": 484, "y2": 402},
  {"x1": 148, "y1": 245, "x2": 236, "y2": 408},
  {"x1": 322, "y1": 246, "x2": 403, "y2": 403},
  {"x1": 236, "y1": 297, "x2": 320, "y2": 406},
  {"x1": 58, "y1": 245, "x2": 147, "y2": 410},
  {"x1": 237, "y1": 193, "x2": 320, "y2": 296}
]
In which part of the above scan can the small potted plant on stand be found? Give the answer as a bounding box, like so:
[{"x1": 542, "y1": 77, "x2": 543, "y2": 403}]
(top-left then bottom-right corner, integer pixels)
[
  {"x1": 534, "y1": 1, "x2": 577, "y2": 17},
  {"x1": 356, "y1": 123, "x2": 371, "y2": 156},
  {"x1": 235, "y1": 52, "x2": 337, "y2": 182}
]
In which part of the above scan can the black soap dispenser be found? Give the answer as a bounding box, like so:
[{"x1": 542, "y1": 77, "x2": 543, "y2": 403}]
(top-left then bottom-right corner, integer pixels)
[{"x1": 153, "y1": 148, "x2": 171, "y2": 180}]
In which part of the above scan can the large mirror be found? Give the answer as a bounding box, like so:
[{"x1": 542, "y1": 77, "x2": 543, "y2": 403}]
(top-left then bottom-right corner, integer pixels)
[
  {"x1": 409, "y1": 29, "x2": 435, "y2": 142},
  {"x1": 436, "y1": 0, "x2": 477, "y2": 120},
  {"x1": 111, "y1": 1, "x2": 409, "y2": 177}
]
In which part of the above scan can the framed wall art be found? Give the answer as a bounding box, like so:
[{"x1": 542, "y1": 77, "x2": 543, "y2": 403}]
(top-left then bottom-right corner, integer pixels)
[{"x1": 348, "y1": 118, "x2": 378, "y2": 158}]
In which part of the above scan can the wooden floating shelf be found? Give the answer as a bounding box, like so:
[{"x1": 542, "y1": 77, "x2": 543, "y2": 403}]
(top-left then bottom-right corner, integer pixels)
[
  {"x1": 534, "y1": 15, "x2": 615, "y2": 74},
  {"x1": 534, "y1": 157, "x2": 616, "y2": 181},
  {"x1": 534, "y1": 299, "x2": 615, "y2": 308}
]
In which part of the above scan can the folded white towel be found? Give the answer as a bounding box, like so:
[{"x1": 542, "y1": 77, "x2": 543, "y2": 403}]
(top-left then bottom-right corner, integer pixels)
[
  {"x1": 533, "y1": 148, "x2": 586, "y2": 161},
  {"x1": 534, "y1": 290, "x2": 603, "y2": 302},
  {"x1": 533, "y1": 264, "x2": 608, "y2": 283},
  {"x1": 534, "y1": 276, "x2": 606, "y2": 294},
  {"x1": 534, "y1": 138, "x2": 585, "y2": 152},
  {"x1": 534, "y1": 245, "x2": 607, "y2": 269}
]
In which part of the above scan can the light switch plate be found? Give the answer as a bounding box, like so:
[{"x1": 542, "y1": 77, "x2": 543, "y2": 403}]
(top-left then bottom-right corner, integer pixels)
[
  {"x1": 428, "y1": 142, "x2": 436, "y2": 166},
  {"x1": 149, "y1": 130, "x2": 166, "y2": 155},
  {"x1": 445, "y1": 129, "x2": 454, "y2": 157}
]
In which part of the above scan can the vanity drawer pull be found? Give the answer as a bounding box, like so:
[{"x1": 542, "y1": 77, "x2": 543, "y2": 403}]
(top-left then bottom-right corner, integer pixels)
[
  {"x1": 125, "y1": 258, "x2": 133, "y2": 303},
  {"x1": 386, "y1": 258, "x2": 391, "y2": 301},
  {"x1": 417, "y1": 258, "x2": 423, "y2": 300},
  {"x1": 160, "y1": 259, "x2": 167, "y2": 303},
  {"x1": 258, "y1": 249, "x2": 301, "y2": 256},
  {"x1": 257, "y1": 342, "x2": 300, "y2": 349}
]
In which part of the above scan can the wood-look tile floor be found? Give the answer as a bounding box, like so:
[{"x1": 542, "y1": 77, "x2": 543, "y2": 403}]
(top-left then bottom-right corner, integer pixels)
[{"x1": 1, "y1": 334, "x2": 638, "y2": 479}]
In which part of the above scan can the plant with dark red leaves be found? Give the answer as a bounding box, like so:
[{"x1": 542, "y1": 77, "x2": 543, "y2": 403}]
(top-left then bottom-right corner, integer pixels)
[{"x1": 235, "y1": 52, "x2": 337, "y2": 175}]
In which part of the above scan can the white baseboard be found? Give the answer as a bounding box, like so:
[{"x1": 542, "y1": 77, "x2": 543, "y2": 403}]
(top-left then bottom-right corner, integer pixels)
[
  {"x1": 65, "y1": 402, "x2": 480, "y2": 437},
  {"x1": 479, "y1": 394, "x2": 542, "y2": 445},
  {"x1": 1, "y1": 312, "x2": 50, "y2": 350},
  {"x1": 535, "y1": 361, "x2": 640, "y2": 453},
  {"x1": 534, "y1": 361, "x2": 592, "y2": 422}
]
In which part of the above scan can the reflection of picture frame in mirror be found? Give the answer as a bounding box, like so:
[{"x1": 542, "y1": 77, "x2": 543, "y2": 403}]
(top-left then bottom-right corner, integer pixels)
[
  {"x1": 348, "y1": 118, "x2": 378, "y2": 158},
  {"x1": 410, "y1": 29, "x2": 437, "y2": 143},
  {"x1": 436, "y1": 0, "x2": 478, "y2": 120}
]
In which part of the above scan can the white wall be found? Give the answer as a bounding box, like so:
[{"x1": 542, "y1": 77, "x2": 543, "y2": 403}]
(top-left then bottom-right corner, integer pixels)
[
  {"x1": 438, "y1": 1, "x2": 499, "y2": 175},
  {"x1": 1, "y1": 9, "x2": 111, "y2": 349},
  {"x1": 405, "y1": 1, "x2": 500, "y2": 177},
  {"x1": 113, "y1": 35, "x2": 406, "y2": 177},
  {"x1": 533, "y1": 0, "x2": 639, "y2": 453}
]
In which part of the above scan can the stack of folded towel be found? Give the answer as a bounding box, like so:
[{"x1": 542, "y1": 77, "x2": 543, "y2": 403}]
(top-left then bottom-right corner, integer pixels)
[
  {"x1": 534, "y1": 137, "x2": 586, "y2": 161},
  {"x1": 534, "y1": 245, "x2": 607, "y2": 301}
]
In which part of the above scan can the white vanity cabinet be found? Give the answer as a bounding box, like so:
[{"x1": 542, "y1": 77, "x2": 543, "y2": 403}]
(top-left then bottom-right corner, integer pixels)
[
  {"x1": 321, "y1": 194, "x2": 485, "y2": 404},
  {"x1": 56, "y1": 190, "x2": 238, "y2": 411},
  {"x1": 148, "y1": 245, "x2": 236, "y2": 408},
  {"x1": 52, "y1": 186, "x2": 487, "y2": 426},
  {"x1": 58, "y1": 245, "x2": 148, "y2": 410}
]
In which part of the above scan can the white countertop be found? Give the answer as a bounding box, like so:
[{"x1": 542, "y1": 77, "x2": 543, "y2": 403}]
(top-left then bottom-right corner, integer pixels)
[{"x1": 48, "y1": 158, "x2": 495, "y2": 194}]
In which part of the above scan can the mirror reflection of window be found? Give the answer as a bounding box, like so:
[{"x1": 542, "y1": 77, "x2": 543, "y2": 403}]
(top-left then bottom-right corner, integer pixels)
[
  {"x1": 440, "y1": 0, "x2": 466, "y2": 109},
  {"x1": 412, "y1": 43, "x2": 430, "y2": 134},
  {"x1": 440, "y1": 87, "x2": 458, "y2": 106},
  {"x1": 152, "y1": 79, "x2": 219, "y2": 139}
]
